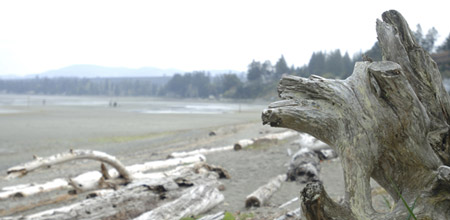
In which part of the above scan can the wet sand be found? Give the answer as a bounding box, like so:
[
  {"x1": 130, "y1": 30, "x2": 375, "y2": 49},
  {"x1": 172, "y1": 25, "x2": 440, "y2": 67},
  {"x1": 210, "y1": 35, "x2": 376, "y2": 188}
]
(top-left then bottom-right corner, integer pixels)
[{"x1": 0, "y1": 95, "x2": 349, "y2": 218}]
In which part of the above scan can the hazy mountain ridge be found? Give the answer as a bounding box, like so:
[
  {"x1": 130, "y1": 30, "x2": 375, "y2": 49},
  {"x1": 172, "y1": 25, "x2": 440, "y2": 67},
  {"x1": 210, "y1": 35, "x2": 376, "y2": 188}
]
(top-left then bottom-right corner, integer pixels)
[
  {"x1": 34, "y1": 65, "x2": 183, "y2": 78},
  {"x1": 0, "y1": 65, "x2": 242, "y2": 79}
]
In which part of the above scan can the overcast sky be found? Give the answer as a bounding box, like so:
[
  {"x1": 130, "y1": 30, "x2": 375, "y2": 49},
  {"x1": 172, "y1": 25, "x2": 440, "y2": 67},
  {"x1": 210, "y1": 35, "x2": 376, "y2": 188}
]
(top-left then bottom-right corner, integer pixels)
[{"x1": 0, "y1": 0, "x2": 449, "y2": 76}]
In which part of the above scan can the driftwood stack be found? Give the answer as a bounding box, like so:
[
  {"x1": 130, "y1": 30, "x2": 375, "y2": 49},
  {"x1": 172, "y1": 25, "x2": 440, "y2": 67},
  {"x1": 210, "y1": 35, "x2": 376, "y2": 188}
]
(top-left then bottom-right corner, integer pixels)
[
  {"x1": 0, "y1": 130, "x2": 302, "y2": 219},
  {"x1": 263, "y1": 10, "x2": 450, "y2": 219},
  {"x1": 0, "y1": 149, "x2": 228, "y2": 219}
]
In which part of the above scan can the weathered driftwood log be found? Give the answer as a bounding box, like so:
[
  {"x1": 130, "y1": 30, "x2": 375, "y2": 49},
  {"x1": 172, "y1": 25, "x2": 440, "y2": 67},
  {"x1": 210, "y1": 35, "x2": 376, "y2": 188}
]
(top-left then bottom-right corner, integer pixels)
[
  {"x1": 262, "y1": 10, "x2": 450, "y2": 219},
  {"x1": 168, "y1": 145, "x2": 234, "y2": 158},
  {"x1": 1, "y1": 153, "x2": 205, "y2": 199},
  {"x1": 5, "y1": 163, "x2": 228, "y2": 219},
  {"x1": 133, "y1": 182, "x2": 224, "y2": 220},
  {"x1": 126, "y1": 154, "x2": 206, "y2": 173},
  {"x1": 234, "y1": 130, "x2": 298, "y2": 150},
  {"x1": 167, "y1": 130, "x2": 297, "y2": 157},
  {"x1": 292, "y1": 133, "x2": 328, "y2": 150},
  {"x1": 245, "y1": 174, "x2": 286, "y2": 208},
  {"x1": 0, "y1": 193, "x2": 77, "y2": 217},
  {"x1": 292, "y1": 133, "x2": 337, "y2": 160},
  {"x1": 279, "y1": 197, "x2": 299, "y2": 209},
  {"x1": 1, "y1": 152, "x2": 210, "y2": 216},
  {"x1": 286, "y1": 148, "x2": 320, "y2": 183},
  {"x1": 17, "y1": 178, "x2": 179, "y2": 220},
  {"x1": 197, "y1": 211, "x2": 225, "y2": 220},
  {"x1": 233, "y1": 139, "x2": 254, "y2": 150}
]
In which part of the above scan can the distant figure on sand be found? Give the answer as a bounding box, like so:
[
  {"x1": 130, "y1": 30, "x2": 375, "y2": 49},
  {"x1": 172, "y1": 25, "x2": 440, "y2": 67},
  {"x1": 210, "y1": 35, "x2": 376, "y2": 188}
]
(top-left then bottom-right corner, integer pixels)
[{"x1": 109, "y1": 100, "x2": 117, "y2": 107}]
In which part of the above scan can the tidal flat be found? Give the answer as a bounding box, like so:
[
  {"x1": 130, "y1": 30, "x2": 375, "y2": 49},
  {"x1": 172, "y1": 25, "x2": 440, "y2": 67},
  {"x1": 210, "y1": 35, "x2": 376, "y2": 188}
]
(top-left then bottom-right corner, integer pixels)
[{"x1": 0, "y1": 94, "x2": 351, "y2": 218}]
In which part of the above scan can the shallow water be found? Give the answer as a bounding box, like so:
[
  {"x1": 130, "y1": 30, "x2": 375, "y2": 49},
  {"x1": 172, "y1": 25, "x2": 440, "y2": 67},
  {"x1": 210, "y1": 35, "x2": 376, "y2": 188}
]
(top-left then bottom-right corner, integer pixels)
[{"x1": 0, "y1": 94, "x2": 265, "y2": 114}]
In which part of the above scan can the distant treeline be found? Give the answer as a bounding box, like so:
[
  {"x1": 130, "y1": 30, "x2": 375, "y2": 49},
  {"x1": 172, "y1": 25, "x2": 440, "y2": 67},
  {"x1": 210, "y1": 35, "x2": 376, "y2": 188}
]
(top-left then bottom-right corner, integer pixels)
[
  {"x1": 0, "y1": 49, "x2": 374, "y2": 99},
  {"x1": 0, "y1": 77, "x2": 169, "y2": 96},
  {"x1": 161, "y1": 44, "x2": 381, "y2": 99},
  {"x1": 2, "y1": 27, "x2": 450, "y2": 99}
]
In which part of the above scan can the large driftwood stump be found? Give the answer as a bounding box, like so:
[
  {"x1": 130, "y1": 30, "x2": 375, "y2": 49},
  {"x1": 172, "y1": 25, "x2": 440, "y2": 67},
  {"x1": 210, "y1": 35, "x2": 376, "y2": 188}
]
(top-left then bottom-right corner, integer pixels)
[{"x1": 262, "y1": 10, "x2": 450, "y2": 219}]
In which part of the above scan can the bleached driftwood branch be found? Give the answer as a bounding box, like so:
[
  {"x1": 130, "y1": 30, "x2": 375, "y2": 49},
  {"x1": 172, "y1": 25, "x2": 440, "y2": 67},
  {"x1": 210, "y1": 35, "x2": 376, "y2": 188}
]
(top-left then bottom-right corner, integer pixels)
[
  {"x1": 278, "y1": 197, "x2": 299, "y2": 209},
  {"x1": 245, "y1": 174, "x2": 286, "y2": 208},
  {"x1": 1, "y1": 154, "x2": 206, "y2": 199},
  {"x1": 167, "y1": 130, "x2": 298, "y2": 157},
  {"x1": 168, "y1": 145, "x2": 233, "y2": 158},
  {"x1": 6, "y1": 149, "x2": 131, "y2": 181},
  {"x1": 126, "y1": 154, "x2": 206, "y2": 173},
  {"x1": 234, "y1": 130, "x2": 298, "y2": 150}
]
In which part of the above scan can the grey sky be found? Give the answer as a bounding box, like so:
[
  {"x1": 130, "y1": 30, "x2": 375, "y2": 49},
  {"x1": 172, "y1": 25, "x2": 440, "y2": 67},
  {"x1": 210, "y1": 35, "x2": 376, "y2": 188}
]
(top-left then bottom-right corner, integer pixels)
[{"x1": 0, "y1": 0, "x2": 448, "y2": 76}]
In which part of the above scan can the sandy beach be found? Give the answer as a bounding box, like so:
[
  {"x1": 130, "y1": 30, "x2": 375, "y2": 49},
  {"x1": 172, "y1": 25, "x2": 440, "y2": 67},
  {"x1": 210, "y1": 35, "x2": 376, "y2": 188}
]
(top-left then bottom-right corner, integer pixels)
[{"x1": 0, "y1": 94, "x2": 350, "y2": 218}]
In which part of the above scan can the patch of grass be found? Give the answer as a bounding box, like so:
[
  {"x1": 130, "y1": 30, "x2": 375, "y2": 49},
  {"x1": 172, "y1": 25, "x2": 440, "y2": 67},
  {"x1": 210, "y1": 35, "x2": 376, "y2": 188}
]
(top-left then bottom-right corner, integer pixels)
[
  {"x1": 180, "y1": 211, "x2": 254, "y2": 220},
  {"x1": 381, "y1": 194, "x2": 392, "y2": 210},
  {"x1": 407, "y1": 196, "x2": 420, "y2": 220},
  {"x1": 223, "y1": 211, "x2": 235, "y2": 220},
  {"x1": 387, "y1": 176, "x2": 418, "y2": 220},
  {"x1": 238, "y1": 212, "x2": 254, "y2": 220}
]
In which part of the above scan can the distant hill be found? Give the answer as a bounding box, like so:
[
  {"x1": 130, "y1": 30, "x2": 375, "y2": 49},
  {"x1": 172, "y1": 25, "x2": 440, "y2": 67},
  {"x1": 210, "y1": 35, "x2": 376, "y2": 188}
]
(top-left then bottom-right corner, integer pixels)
[
  {"x1": 21, "y1": 65, "x2": 243, "y2": 79},
  {"x1": 33, "y1": 65, "x2": 183, "y2": 78}
]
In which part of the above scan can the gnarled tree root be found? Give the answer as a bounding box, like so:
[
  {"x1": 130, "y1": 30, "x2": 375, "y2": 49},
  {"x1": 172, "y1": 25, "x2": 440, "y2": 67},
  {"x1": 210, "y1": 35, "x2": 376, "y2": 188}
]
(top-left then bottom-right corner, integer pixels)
[{"x1": 263, "y1": 10, "x2": 450, "y2": 219}]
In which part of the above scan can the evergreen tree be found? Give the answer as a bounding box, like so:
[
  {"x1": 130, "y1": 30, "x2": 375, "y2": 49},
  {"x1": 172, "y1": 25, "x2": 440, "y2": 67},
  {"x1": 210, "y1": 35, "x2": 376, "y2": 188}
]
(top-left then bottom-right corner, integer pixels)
[
  {"x1": 221, "y1": 74, "x2": 241, "y2": 92},
  {"x1": 414, "y1": 24, "x2": 438, "y2": 52},
  {"x1": 423, "y1": 27, "x2": 438, "y2": 52},
  {"x1": 437, "y1": 33, "x2": 450, "y2": 52},
  {"x1": 342, "y1": 52, "x2": 353, "y2": 79},
  {"x1": 166, "y1": 74, "x2": 186, "y2": 97},
  {"x1": 308, "y1": 52, "x2": 326, "y2": 75},
  {"x1": 275, "y1": 55, "x2": 290, "y2": 77},
  {"x1": 414, "y1": 24, "x2": 424, "y2": 46},
  {"x1": 261, "y1": 60, "x2": 274, "y2": 80},
  {"x1": 247, "y1": 60, "x2": 263, "y2": 81},
  {"x1": 295, "y1": 66, "x2": 309, "y2": 77},
  {"x1": 325, "y1": 49, "x2": 344, "y2": 77}
]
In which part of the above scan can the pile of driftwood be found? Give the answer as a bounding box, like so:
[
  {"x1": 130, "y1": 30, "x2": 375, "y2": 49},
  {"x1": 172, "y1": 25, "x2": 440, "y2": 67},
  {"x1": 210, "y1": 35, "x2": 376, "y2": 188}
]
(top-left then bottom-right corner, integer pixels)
[
  {"x1": 0, "y1": 149, "x2": 226, "y2": 220},
  {"x1": 1, "y1": 130, "x2": 311, "y2": 219}
]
